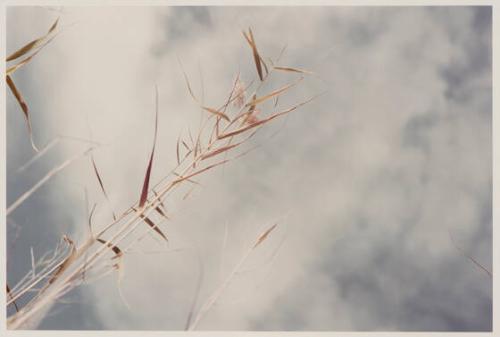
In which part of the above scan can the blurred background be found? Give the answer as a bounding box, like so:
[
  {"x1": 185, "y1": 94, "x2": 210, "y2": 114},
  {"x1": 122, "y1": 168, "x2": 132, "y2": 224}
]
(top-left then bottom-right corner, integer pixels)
[{"x1": 5, "y1": 5, "x2": 492, "y2": 331}]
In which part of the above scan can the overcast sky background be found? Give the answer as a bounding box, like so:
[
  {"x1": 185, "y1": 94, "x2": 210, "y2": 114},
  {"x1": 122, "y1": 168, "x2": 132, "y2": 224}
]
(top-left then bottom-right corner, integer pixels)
[{"x1": 5, "y1": 5, "x2": 492, "y2": 331}]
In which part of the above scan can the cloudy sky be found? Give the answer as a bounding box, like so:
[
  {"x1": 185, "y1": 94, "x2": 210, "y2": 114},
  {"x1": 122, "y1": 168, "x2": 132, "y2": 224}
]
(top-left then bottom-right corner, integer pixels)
[{"x1": 5, "y1": 5, "x2": 492, "y2": 331}]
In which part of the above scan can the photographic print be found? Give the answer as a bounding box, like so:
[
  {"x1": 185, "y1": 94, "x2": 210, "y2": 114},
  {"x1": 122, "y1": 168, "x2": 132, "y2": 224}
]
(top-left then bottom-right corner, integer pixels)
[{"x1": 4, "y1": 4, "x2": 493, "y2": 332}]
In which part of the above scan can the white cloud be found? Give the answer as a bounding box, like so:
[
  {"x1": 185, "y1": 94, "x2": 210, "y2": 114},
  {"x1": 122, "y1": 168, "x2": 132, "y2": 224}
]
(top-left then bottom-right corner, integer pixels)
[{"x1": 6, "y1": 6, "x2": 491, "y2": 331}]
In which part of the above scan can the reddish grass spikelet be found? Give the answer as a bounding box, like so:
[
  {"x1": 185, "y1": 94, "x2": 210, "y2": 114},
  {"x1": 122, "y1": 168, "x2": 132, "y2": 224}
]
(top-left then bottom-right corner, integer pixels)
[
  {"x1": 242, "y1": 28, "x2": 264, "y2": 81},
  {"x1": 6, "y1": 75, "x2": 37, "y2": 151},
  {"x1": 139, "y1": 86, "x2": 159, "y2": 208}
]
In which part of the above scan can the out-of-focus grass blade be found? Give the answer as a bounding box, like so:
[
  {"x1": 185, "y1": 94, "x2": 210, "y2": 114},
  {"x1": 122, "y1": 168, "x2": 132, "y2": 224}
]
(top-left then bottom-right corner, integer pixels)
[
  {"x1": 7, "y1": 147, "x2": 95, "y2": 215},
  {"x1": 139, "y1": 86, "x2": 159, "y2": 208},
  {"x1": 48, "y1": 18, "x2": 59, "y2": 33},
  {"x1": 17, "y1": 138, "x2": 59, "y2": 173},
  {"x1": 182, "y1": 186, "x2": 196, "y2": 201},
  {"x1": 253, "y1": 223, "x2": 278, "y2": 249},
  {"x1": 7, "y1": 35, "x2": 58, "y2": 76},
  {"x1": 273, "y1": 66, "x2": 313, "y2": 75},
  {"x1": 277, "y1": 44, "x2": 288, "y2": 62},
  {"x1": 176, "y1": 135, "x2": 181, "y2": 165},
  {"x1": 6, "y1": 18, "x2": 59, "y2": 62},
  {"x1": 6, "y1": 75, "x2": 38, "y2": 152},
  {"x1": 178, "y1": 59, "x2": 198, "y2": 102},
  {"x1": 88, "y1": 203, "x2": 97, "y2": 233},
  {"x1": 449, "y1": 231, "x2": 492, "y2": 278},
  {"x1": 260, "y1": 55, "x2": 269, "y2": 76}
]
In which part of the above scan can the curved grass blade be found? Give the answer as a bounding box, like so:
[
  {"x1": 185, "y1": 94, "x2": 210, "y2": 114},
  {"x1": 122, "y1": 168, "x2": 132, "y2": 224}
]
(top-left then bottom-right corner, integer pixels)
[
  {"x1": 8, "y1": 44, "x2": 41, "y2": 76},
  {"x1": 179, "y1": 59, "x2": 198, "y2": 102},
  {"x1": 91, "y1": 156, "x2": 116, "y2": 220},
  {"x1": 6, "y1": 18, "x2": 59, "y2": 62},
  {"x1": 7, "y1": 34, "x2": 58, "y2": 76},
  {"x1": 184, "y1": 250, "x2": 204, "y2": 330},
  {"x1": 88, "y1": 203, "x2": 97, "y2": 234},
  {"x1": 260, "y1": 55, "x2": 269, "y2": 76},
  {"x1": 6, "y1": 75, "x2": 38, "y2": 152}
]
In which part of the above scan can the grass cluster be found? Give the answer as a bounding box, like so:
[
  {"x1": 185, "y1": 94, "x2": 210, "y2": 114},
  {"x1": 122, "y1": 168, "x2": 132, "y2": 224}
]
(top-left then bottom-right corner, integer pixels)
[{"x1": 6, "y1": 19, "x2": 318, "y2": 330}]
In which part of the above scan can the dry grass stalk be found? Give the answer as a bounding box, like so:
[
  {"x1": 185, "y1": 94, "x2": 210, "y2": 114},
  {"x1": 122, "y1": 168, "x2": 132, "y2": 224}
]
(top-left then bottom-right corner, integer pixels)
[
  {"x1": 17, "y1": 135, "x2": 105, "y2": 173},
  {"x1": 187, "y1": 223, "x2": 280, "y2": 330},
  {"x1": 7, "y1": 147, "x2": 95, "y2": 216},
  {"x1": 7, "y1": 26, "x2": 317, "y2": 329}
]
